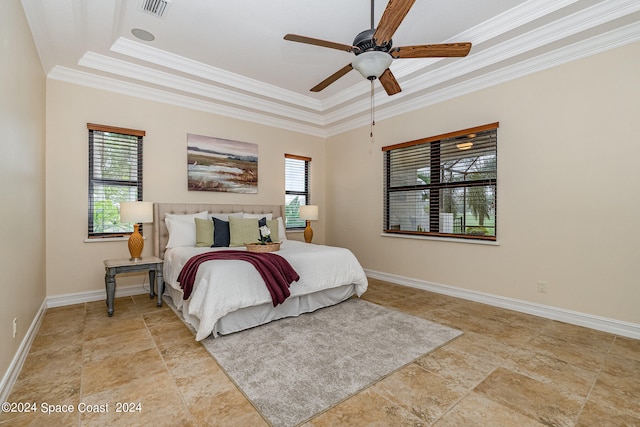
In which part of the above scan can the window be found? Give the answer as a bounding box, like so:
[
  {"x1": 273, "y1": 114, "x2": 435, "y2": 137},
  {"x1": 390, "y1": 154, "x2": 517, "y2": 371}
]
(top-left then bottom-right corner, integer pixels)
[
  {"x1": 383, "y1": 123, "x2": 498, "y2": 241},
  {"x1": 88, "y1": 123, "x2": 145, "y2": 238},
  {"x1": 285, "y1": 154, "x2": 311, "y2": 229}
]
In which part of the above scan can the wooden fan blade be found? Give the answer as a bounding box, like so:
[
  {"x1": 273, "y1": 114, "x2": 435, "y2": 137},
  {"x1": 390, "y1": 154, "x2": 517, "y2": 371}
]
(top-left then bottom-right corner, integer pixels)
[
  {"x1": 373, "y1": 0, "x2": 416, "y2": 46},
  {"x1": 284, "y1": 34, "x2": 354, "y2": 52},
  {"x1": 310, "y1": 64, "x2": 354, "y2": 92},
  {"x1": 379, "y1": 69, "x2": 401, "y2": 96},
  {"x1": 390, "y1": 42, "x2": 472, "y2": 59}
]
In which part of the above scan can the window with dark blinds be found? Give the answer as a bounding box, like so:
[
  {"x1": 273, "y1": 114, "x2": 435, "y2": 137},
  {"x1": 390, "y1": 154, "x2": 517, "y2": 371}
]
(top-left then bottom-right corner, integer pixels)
[
  {"x1": 285, "y1": 154, "x2": 311, "y2": 229},
  {"x1": 383, "y1": 123, "x2": 498, "y2": 241},
  {"x1": 88, "y1": 123, "x2": 145, "y2": 238}
]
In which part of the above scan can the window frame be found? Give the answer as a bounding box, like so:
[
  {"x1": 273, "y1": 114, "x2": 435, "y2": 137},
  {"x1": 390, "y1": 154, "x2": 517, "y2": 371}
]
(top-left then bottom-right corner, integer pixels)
[
  {"x1": 87, "y1": 123, "x2": 145, "y2": 238},
  {"x1": 382, "y1": 123, "x2": 498, "y2": 242},
  {"x1": 284, "y1": 154, "x2": 311, "y2": 230}
]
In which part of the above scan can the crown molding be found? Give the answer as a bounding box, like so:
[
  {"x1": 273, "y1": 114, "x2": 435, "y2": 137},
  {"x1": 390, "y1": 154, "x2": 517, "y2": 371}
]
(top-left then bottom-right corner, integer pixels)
[
  {"x1": 110, "y1": 37, "x2": 323, "y2": 111},
  {"x1": 78, "y1": 52, "x2": 325, "y2": 126},
  {"x1": 48, "y1": 66, "x2": 328, "y2": 137}
]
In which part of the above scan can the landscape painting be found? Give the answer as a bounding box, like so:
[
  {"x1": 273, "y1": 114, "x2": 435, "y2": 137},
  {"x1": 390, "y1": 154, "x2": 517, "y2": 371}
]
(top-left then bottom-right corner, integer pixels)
[{"x1": 187, "y1": 134, "x2": 258, "y2": 193}]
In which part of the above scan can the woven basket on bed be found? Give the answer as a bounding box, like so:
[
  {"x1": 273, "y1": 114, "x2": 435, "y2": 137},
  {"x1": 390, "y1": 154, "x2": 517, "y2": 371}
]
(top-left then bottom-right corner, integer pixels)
[{"x1": 245, "y1": 242, "x2": 281, "y2": 253}]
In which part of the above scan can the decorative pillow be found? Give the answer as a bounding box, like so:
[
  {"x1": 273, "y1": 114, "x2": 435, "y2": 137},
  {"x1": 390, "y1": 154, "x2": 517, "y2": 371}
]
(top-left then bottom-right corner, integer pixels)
[
  {"x1": 244, "y1": 212, "x2": 273, "y2": 220},
  {"x1": 210, "y1": 212, "x2": 243, "y2": 221},
  {"x1": 194, "y1": 218, "x2": 214, "y2": 247},
  {"x1": 229, "y1": 216, "x2": 261, "y2": 247},
  {"x1": 212, "y1": 217, "x2": 231, "y2": 247},
  {"x1": 276, "y1": 217, "x2": 287, "y2": 241},
  {"x1": 258, "y1": 217, "x2": 280, "y2": 243},
  {"x1": 165, "y1": 211, "x2": 208, "y2": 248}
]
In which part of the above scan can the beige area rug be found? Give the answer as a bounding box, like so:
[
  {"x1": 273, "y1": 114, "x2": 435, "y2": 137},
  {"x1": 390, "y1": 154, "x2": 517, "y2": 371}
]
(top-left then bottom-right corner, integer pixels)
[{"x1": 198, "y1": 298, "x2": 462, "y2": 427}]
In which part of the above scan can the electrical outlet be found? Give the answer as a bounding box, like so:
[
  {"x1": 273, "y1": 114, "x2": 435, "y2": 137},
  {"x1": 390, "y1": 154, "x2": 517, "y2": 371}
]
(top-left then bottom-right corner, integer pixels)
[
  {"x1": 537, "y1": 281, "x2": 547, "y2": 294},
  {"x1": 12, "y1": 317, "x2": 17, "y2": 338}
]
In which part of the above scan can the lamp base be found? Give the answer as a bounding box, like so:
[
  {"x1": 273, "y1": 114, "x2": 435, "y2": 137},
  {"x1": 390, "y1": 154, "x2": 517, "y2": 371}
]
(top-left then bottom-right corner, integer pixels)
[
  {"x1": 128, "y1": 224, "x2": 144, "y2": 260},
  {"x1": 303, "y1": 221, "x2": 314, "y2": 243}
]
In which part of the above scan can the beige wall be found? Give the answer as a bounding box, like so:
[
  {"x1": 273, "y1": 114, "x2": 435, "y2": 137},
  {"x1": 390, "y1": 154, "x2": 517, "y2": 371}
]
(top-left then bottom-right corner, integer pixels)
[
  {"x1": 326, "y1": 41, "x2": 640, "y2": 325},
  {"x1": 45, "y1": 81, "x2": 325, "y2": 296},
  {"x1": 0, "y1": 0, "x2": 47, "y2": 380}
]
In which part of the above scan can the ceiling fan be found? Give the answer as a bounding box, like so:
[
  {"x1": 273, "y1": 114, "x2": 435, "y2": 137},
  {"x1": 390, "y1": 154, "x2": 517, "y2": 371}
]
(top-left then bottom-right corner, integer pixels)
[{"x1": 284, "y1": 0, "x2": 472, "y2": 96}]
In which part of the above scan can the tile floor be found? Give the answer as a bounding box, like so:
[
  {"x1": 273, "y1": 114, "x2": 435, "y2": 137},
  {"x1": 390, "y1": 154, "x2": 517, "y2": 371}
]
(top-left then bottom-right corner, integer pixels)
[{"x1": 1, "y1": 279, "x2": 639, "y2": 426}]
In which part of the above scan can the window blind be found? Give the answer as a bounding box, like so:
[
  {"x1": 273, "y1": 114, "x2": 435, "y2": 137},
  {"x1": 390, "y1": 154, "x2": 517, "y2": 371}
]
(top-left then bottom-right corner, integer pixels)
[
  {"x1": 383, "y1": 123, "x2": 498, "y2": 241},
  {"x1": 285, "y1": 154, "x2": 311, "y2": 229},
  {"x1": 88, "y1": 123, "x2": 145, "y2": 238}
]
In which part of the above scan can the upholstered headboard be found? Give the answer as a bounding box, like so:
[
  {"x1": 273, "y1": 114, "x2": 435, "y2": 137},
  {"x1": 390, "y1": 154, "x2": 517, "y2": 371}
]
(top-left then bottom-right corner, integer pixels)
[{"x1": 153, "y1": 203, "x2": 286, "y2": 259}]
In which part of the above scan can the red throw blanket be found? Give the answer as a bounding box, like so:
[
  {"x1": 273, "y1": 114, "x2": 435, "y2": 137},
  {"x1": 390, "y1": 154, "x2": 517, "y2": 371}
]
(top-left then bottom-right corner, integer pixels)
[{"x1": 177, "y1": 250, "x2": 300, "y2": 306}]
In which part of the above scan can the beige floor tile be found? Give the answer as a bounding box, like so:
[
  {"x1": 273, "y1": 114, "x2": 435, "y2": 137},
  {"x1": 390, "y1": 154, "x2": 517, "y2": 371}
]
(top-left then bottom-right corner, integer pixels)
[
  {"x1": 588, "y1": 372, "x2": 640, "y2": 419},
  {"x1": 602, "y1": 353, "x2": 640, "y2": 379},
  {"x1": 83, "y1": 314, "x2": 147, "y2": 341},
  {"x1": 308, "y1": 388, "x2": 426, "y2": 427},
  {"x1": 81, "y1": 347, "x2": 166, "y2": 396},
  {"x1": 519, "y1": 333, "x2": 606, "y2": 372},
  {"x1": 434, "y1": 391, "x2": 547, "y2": 426},
  {"x1": 539, "y1": 321, "x2": 616, "y2": 353},
  {"x1": 610, "y1": 336, "x2": 640, "y2": 362},
  {"x1": 503, "y1": 348, "x2": 600, "y2": 399},
  {"x1": 80, "y1": 371, "x2": 193, "y2": 426},
  {"x1": 575, "y1": 400, "x2": 640, "y2": 427},
  {"x1": 187, "y1": 388, "x2": 268, "y2": 426},
  {"x1": 371, "y1": 363, "x2": 465, "y2": 424},
  {"x1": 474, "y1": 367, "x2": 584, "y2": 427},
  {"x1": 85, "y1": 296, "x2": 138, "y2": 319},
  {"x1": 82, "y1": 328, "x2": 156, "y2": 364}
]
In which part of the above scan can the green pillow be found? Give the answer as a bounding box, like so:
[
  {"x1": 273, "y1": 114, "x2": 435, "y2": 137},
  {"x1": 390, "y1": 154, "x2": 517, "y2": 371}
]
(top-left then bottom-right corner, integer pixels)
[
  {"x1": 194, "y1": 218, "x2": 214, "y2": 247},
  {"x1": 229, "y1": 217, "x2": 260, "y2": 247}
]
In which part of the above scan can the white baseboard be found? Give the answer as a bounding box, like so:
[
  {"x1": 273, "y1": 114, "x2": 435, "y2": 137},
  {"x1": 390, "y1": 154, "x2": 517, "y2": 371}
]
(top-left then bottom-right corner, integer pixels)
[
  {"x1": 46, "y1": 284, "x2": 149, "y2": 308},
  {"x1": 0, "y1": 299, "x2": 47, "y2": 404},
  {"x1": 365, "y1": 269, "x2": 640, "y2": 340},
  {"x1": 1, "y1": 284, "x2": 149, "y2": 402}
]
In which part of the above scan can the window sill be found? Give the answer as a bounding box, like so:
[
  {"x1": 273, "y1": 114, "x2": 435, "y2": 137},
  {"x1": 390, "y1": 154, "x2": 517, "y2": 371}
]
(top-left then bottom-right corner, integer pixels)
[
  {"x1": 380, "y1": 232, "x2": 499, "y2": 246},
  {"x1": 84, "y1": 236, "x2": 147, "y2": 243}
]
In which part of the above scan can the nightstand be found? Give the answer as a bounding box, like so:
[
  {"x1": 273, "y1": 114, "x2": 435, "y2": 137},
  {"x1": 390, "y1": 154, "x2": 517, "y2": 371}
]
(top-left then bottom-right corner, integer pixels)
[{"x1": 103, "y1": 256, "x2": 164, "y2": 316}]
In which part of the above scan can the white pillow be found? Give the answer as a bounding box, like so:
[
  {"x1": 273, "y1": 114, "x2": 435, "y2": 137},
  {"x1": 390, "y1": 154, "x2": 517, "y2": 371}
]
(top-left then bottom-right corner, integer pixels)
[
  {"x1": 276, "y1": 217, "x2": 287, "y2": 241},
  {"x1": 165, "y1": 211, "x2": 208, "y2": 248},
  {"x1": 210, "y1": 212, "x2": 243, "y2": 221},
  {"x1": 244, "y1": 212, "x2": 273, "y2": 220}
]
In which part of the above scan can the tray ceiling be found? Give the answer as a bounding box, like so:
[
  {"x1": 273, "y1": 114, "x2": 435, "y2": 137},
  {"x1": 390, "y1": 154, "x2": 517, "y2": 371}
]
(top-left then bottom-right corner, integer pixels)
[{"x1": 21, "y1": 0, "x2": 640, "y2": 137}]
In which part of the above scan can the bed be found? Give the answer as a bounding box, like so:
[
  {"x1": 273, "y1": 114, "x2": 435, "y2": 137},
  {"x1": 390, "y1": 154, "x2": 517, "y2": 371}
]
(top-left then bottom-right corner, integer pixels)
[{"x1": 153, "y1": 203, "x2": 368, "y2": 340}]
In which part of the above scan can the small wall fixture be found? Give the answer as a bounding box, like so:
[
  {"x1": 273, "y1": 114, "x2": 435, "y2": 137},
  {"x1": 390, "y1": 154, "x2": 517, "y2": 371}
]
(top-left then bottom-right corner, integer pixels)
[
  {"x1": 120, "y1": 201, "x2": 154, "y2": 261},
  {"x1": 299, "y1": 205, "x2": 319, "y2": 244}
]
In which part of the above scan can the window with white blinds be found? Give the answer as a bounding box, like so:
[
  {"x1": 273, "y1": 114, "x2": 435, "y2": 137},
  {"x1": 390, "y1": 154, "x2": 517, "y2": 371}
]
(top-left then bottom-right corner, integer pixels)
[
  {"x1": 383, "y1": 123, "x2": 498, "y2": 241},
  {"x1": 284, "y1": 154, "x2": 310, "y2": 229},
  {"x1": 88, "y1": 123, "x2": 145, "y2": 238}
]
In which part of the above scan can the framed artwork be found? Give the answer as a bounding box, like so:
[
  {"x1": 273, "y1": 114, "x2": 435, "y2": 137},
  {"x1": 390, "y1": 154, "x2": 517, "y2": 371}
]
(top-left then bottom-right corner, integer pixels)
[{"x1": 187, "y1": 134, "x2": 258, "y2": 193}]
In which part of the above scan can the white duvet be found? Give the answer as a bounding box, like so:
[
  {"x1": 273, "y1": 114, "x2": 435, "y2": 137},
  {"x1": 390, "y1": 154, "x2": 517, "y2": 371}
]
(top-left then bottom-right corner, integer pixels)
[{"x1": 164, "y1": 240, "x2": 368, "y2": 340}]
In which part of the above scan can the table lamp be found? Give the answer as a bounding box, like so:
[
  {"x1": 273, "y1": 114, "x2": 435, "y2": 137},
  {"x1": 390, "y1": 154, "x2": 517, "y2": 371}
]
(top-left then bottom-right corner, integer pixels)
[
  {"x1": 120, "y1": 201, "x2": 154, "y2": 261},
  {"x1": 299, "y1": 205, "x2": 318, "y2": 243}
]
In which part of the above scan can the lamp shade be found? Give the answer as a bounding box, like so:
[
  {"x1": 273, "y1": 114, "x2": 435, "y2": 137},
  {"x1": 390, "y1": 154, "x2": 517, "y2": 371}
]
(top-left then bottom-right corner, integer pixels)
[
  {"x1": 299, "y1": 205, "x2": 319, "y2": 221},
  {"x1": 352, "y1": 51, "x2": 393, "y2": 79},
  {"x1": 120, "y1": 201, "x2": 154, "y2": 223}
]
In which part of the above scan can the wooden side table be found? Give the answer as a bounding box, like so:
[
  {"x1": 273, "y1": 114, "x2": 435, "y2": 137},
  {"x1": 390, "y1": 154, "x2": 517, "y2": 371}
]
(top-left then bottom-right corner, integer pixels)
[{"x1": 103, "y1": 256, "x2": 164, "y2": 316}]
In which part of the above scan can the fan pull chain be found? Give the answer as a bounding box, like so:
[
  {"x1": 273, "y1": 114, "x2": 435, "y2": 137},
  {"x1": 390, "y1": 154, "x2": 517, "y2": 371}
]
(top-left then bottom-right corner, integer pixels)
[{"x1": 370, "y1": 79, "x2": 375, "y2": 139}]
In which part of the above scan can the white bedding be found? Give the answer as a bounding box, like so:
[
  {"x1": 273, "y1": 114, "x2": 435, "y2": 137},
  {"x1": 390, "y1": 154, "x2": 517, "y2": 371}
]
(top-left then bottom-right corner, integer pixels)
[{"x1": 164, "y1": 240, "x2": 368, "y2": 340}]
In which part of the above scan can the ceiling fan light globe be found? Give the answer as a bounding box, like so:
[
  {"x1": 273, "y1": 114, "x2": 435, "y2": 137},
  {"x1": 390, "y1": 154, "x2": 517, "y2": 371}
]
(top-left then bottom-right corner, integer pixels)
[{"x1": 352, "y1": 51, "x2": 393, "y2": 79}]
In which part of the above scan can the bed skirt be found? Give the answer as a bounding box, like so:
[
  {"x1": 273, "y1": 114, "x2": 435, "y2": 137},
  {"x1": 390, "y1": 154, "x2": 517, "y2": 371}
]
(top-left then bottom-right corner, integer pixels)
[{"x1": 164, "y1": 283, "x2": 357, "y2": 338}]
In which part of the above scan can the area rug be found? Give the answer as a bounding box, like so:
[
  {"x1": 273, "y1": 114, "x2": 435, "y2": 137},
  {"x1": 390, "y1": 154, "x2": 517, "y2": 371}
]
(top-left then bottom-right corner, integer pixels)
[{"x1": 200, "y1": 298, "x2": 462, "y2": 427}]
